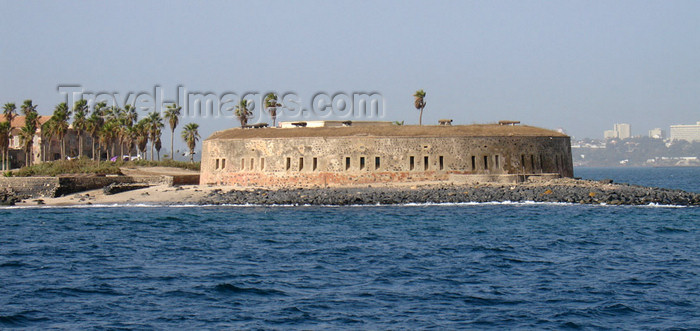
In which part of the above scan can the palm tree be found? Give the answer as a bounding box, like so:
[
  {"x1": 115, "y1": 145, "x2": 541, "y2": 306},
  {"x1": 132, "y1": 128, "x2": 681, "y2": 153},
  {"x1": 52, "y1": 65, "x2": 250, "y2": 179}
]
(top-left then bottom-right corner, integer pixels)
[
  {"x1": 124, "y1": 125, "x2": 138, "y2": 159},
  {"x1": 154, "y1": 130, "x2": 162, "y2": 161},
  {"x1": 413, "y1": 89, "x2": 426, "y2": 126},
  {"x1": 2, "y1": 103, "x2": 17, "y2": 169},
  {"x1": 2, "y1": 102, "x2": 17, "y2": 126},
  {"x1": 135, "y1": 119, "x2": 149, "y2": 160},
  {"x1": 72, "y1": 99, "x2": 88, "y2": 158},
  {"x1": 20, "y1": 100, "x2": 38, "y2": 120},
  {"x1": 235, "y1": 100, "x2": 252, "y2": 127},
  {"x1": 264, "y1": 93, "x2": 282, "y2": 127},
  {"x1": 40, "y1": 119, "x2": 56, "y2": 162},
  {"x1": 86, "y1": 111, "x2": 104, "y2": 160},
  {"x1": 98, "y1": 120, "x2": 118, "y2": 162},
  {"x1": 146, "y1": 112, "x2": 164, "y2": 161},
  {"x1": 19, "y1": 125, "x2": 35, "y2": 166},
  {"x1": 51, "y1": 102, "x2": 71, "y2": 160},
  {"x1": 103, "y1": 105, "x2": 121, "y2": 123},
  {"x1": 163, "y1": 103, "x2": 181, "y2": 160},
  {"x1": 123, "y1": 104, "x2": 138, "y2": 127},
  {"x1": 0, "y1": 121, "x2": 9, "y2": 171},
  {"x1": 19, "y1": 100, "x2": 39, "y2": 166},
  {"x1": 181, "y1": 123, "x2": 200, "y2": 163}
]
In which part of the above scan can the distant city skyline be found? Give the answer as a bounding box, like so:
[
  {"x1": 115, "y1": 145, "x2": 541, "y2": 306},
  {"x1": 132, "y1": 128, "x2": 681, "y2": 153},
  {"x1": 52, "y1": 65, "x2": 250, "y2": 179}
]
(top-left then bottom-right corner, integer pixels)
[
  {"x1": 2, "y1": 1, "x2": 699, "y2": 149},
  {"x1": 601, "y1": 120, "x2": 700, "y2": 141}
]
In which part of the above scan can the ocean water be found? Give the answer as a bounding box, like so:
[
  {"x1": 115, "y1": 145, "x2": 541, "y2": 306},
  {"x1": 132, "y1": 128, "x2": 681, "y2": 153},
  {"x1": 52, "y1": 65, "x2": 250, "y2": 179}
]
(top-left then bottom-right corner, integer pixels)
[
  {"x1": 1, "y1": 168, "x2": 699, "y2": 329},
  {"x1": 575, "y1": 166, "x2": 700, "y2": 193}
]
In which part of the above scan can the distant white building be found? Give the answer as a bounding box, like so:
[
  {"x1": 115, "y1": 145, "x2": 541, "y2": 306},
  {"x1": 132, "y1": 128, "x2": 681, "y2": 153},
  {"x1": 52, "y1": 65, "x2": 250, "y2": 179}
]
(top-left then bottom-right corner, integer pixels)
[
  {"x1": 603, "y1": 123, "x2": 631, "y2": 140},
  {"x1": 614, "y1": 123, "x2": 631, "y2": 139},
  {"x1": 670, "y1": 121, "x2": 700, "y2": 142},
  {"x1": 648, "y1": 128, "x2": 665, "y2": 139}
]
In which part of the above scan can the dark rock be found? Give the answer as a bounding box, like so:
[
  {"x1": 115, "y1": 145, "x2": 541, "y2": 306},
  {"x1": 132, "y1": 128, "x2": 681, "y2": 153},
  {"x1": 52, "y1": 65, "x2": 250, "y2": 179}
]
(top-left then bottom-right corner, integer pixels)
[
  {"x1": 0, "y1": 188, "x2": 19, "y2": 206},
  {"x1": 194, "y1": 180, "x2": 700, "y2": 207},
  {"x1": 104, "y1": 183, "x2": 151, "y2": 195}
]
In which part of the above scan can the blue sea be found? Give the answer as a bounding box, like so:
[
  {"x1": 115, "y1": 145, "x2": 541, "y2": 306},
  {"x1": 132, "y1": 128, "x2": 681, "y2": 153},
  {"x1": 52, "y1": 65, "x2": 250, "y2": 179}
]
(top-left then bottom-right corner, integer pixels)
[{"x1": 1, "y1": 167, "x2": 699, "y2": 329}]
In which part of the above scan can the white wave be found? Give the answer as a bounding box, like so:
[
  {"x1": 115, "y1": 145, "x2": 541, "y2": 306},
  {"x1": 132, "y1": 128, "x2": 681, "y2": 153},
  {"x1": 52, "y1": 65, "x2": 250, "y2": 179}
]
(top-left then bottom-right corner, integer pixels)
[{"x1": 0, "y1": 200, "x2": 693, "y2": 209}]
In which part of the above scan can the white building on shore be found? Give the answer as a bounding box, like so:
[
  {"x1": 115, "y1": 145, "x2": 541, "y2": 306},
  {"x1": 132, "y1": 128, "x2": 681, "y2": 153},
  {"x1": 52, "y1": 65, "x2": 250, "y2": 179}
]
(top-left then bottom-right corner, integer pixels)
[
  {"x1": 670, "y1": 121, "x2": 700, "y2": 142},
  {"x1": 648, "y1": 128, "x2": 665, "y2": 139},
  {"x1": 603, "y1": 123, "x2": 631, "y2": 140}
]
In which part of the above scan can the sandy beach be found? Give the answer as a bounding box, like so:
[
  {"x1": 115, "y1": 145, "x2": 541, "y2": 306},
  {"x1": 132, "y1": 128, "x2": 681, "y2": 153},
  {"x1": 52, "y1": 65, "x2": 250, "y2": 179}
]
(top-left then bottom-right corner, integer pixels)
[{"x1": 13, "y1": 184, "x2": 209, "y2": 207}]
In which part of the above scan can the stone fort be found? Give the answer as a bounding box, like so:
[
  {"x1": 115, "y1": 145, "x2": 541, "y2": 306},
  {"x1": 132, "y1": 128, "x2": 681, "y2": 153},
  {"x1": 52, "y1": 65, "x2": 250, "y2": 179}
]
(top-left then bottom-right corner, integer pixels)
[{"x1": 200, "y1": 121, "x2": 573, "y2": 187}]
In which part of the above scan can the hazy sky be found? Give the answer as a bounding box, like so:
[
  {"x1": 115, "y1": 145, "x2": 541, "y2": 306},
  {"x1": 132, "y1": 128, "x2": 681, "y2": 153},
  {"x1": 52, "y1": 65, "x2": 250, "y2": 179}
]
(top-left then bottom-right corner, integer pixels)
[{"x1": 2, "y1": 0, "x2": 699, "y2": 152}]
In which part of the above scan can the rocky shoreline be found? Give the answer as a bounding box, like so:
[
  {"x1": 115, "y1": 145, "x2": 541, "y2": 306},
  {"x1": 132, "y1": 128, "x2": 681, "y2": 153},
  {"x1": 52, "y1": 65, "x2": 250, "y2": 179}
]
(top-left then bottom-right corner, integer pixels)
[
  {"x1": 200, "y1": 178, "x2": 700, "y2": 206},
  {"x1": 3, "y1": 178, "x2": 699, "y2": 207}
]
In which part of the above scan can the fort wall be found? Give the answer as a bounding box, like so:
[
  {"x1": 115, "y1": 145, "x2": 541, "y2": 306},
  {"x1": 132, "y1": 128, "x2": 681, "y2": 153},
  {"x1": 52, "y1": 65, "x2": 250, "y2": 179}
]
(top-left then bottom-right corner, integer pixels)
[{"x1": 200, "y1": 126, "x2": 573, "y2": 187}]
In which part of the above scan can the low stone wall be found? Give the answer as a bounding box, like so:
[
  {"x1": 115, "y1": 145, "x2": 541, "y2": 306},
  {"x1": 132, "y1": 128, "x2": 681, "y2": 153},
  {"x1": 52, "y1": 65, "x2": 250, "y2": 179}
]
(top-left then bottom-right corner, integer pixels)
[
  {"x1": 130, "y1": 176, "x2": 173, "y2": 186},
  {"x1": 0, "y1": 177, "x2": 60, "y2": 198},
  {"x1": 55, "y1": 176, "x2": 140, "y2": 197},
  {"x1": 172, "y1": 174, "x2": 200, "y2": 186},
  {"x1": 1, "y1": 174, "x2": 198, "y2": 198}
]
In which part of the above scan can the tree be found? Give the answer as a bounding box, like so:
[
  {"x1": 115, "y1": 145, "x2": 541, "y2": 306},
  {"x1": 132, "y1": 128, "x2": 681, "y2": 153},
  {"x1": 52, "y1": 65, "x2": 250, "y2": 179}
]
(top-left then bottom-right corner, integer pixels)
[
  {"x1": 41, "y1": 119, "x2": 56, "y2": 162},
  {"x1": 235, "y1": 99, "x2": 252, "y2": 127},
  {"x1": 123, "y1": 104, "x2": 138, "y2": 127},
  {"x1": 86, "y1": 104, "x2": 105, "y2": 161},
  {"x1": 135, "y1": 119, "x2": 149, "y2": 159},
  {"x1": 2, "y1": 103, "x2": 17, "y2": 169},
  {"x1": 264, "y1": 93, "x2": 282, "y2": 127},
  {"x1": 51, "y1": 102, "x2": 71, "y2": 160},
  {"x1": 413, "y1": 89, "x2": 426, "y2": 126},
  {"x1": 72, "y1": 99, "x2": 88, "y2": 158},
  {"x1": 154, "y1": 128, "x2": 162, "y2": 161},
  {"x1": 124, "y1": 125, "x2": 138, "y2": 159},
  {"x1": 19, "y1": 100, "x2": 39, "y2": 166},
  {"x1": 0, "y1": 121, "x2": 9, "y2": 171},
  {"x1": 164, "y1": 103, "x2": 182, "y2": 160},
  {"x1": 3, "y1": 103, "x2": 17, "y2": 126},
  {"x1": 98, "y1": 120, "x2": 118, "y2": 162},
  {"x1": 146, "y1": 112, "x2": 164, "y2": 161},
  {"x1": 181, "y1": 123, "x2": 200, "y2": 163}
]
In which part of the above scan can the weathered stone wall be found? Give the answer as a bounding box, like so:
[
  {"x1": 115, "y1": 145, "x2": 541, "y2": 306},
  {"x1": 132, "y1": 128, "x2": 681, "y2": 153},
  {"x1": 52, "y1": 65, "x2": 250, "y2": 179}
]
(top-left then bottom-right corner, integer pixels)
[
  {"x1": 200, "y1": 135, "x2": 573, "y2": 187},
  {"x1": 55, "y1": 176, "x2": 143, "y2": 197},
  {"x1": 0, "y1": 174, "x2": 197, "y2": 198},
  {"x1": 0, "y1": 177, "x2": 60, "y2": 197}
]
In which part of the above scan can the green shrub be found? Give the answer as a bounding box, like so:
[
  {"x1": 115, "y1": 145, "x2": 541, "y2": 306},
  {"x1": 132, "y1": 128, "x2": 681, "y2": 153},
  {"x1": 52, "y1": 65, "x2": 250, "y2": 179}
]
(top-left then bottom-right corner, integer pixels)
[
  {"x1": 15, "y1": 159, "x2": 122, "y2": 177},
  {"x1": 14, "y1": 159, "x2": 200, "y2": 177},
  {"x1": 123, "y1": 159, "x2": 200, "y2": 171}
]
